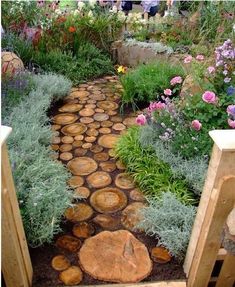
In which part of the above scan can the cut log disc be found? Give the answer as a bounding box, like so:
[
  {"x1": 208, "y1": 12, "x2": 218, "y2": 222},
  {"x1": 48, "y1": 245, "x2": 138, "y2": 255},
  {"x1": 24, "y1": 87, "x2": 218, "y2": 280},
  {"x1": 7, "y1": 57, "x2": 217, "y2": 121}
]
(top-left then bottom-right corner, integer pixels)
[
  {"x1": 65, "y1": 203, "x2": 94, "y2": 222},
  {"x1": 74, "y1": 187, "x2": 90, "y2": 199},
  {"x1": 95, "y1": 108, "x2": 104, "y2": 113},
  {"x1": 53, "y1": 113, "x2": 78, "y2": 125},
  {"x1": 101, "y1": 120, "x2": 113, "y2": 128},
  {"x1": 60, "y1": 152, "x2": 73, "y2": 161},
  {"x1": 61, "y1": 123, "x2": 87, "y2": 136},
  {"x1": 72, "y1": 222, "x2": 95, "y2": 239},
  {"x1": 74, "y1": 148, "x2": 87, "y2": 157},
  {"x1": 93, "y1": 113, "x2": 109, "y2": 122},
  {"x1": 62, "y1": 136, "x2": 74, "y2": 144},
  {"x1": 59, "y1": 103, "x2": 82, "y2": 113},
  {"x1": 97, "y1": 101, "x2": 119, "y2": 111},
  {"x1": 100, "y1": 161, "x2": 116, "y2": 172},
  {"x1": 107, "y1": 110, "x2": 118, "y2": 116},
  {"x1": 87, "y1": 171, "x2": 112, "y2": 188},
  {"x1": 82, "y1": 143, "x2": 92, "y2": 149},
  {"x1": 123, "y1": 117, "x2": 138, "y2": 127},
  {"x1": 79, "y1": 100, "x2": 87, "y2": 105},
  {"x1": 121, "y1": 202, "x2": 145, "y2": 232},
  {"x1": 151, "y1": 247, "x2": 171, "y2": 263},
  {"x1": 98, "y1": 134, "x2": 120, "y2": 149},
  {"x1": 108, "y1": 149, "x2": 116, "y2": 158},
  {"x1": 90, "y1": 145, "x2": 103, "y2": 153},
  {"x1": 99, "y1": 127, "x2": 111, "y2": 134},
  {"x1": 59, "y1": 266, "x2": 83, "y2": 286},
  {"x1": 51, "y1": 255, "x2": 71, "y2": 271},
  {"x1": 85, "y1": 104, "x2": 96, "y2": 109},
  {"x1": 79, "y1": 108, "x2": 95, "y2": 117},
  {"x1": 72, "y1": 140, "x2": 83, "y2": 148},
  {"x1": 87, "y1": 99, "x2": 96, "y2": 104},
  {"x1": 74, "y1": 135, "x2": 84, "y2": 141},
  {"x1": 51, "y1": 144, "x2": 59, "y2": 151},
  {"x1": 51, "y1": 124, "x2": 61, "y2": 131},
  {"x1": 85, "y1": 136, "x2": 96, "y2": 143},
  {"x1": 90, "y1": 94, "x2": 105, "y2": 101},
  {"x1": 79, "y1": 83, "x2": 88, "y2": 88},
  {"x1": 88, "y1": 122, "x2": 100, "y2": 129},
  {"x1": 80, "y1": 117, "x2": 94, "y2": 124},
  {"x1": 93, "y1": 214, "x2": 120, "y2": 230},
  {"x1": 67, "y1": 157, "x2": 98, "y2": 176},
  {"x1": 111, "y1": 116, "x2": 122, "y2": 123},
  {"x1": 90, "y1": 188, "x2": 127, "y2": 214},
  {"x1": 115, "y1": 173, "x2": 135, "y2": 189},
  {"x1": 94, "y1": 152, "x2": 109, "y2": 162},
  {"x1": 71, "y1": 90, "x2": 89, "y2": 98},
  {"x1": 112, "y1": 123, "x2": 126, "y2": 131},
  {"x1": 116, "y1": 160, "x2": 126, "y2": 170},
  {"x1": 60, "y1": 144, "x2": 73, "y2": 152},
  {"x1": 52, "y1": 136, "x2": 60, "y2": 144},
  {"x1": 56, "y1": 235, "x2": 81, "y2": 252},
  {"x1": 86, "y1": 128, "x2": 99, "y2": 137},
  {"x1": 68, "y1": 176, "x2": 84, "y2": 188},
  {"x1": 130, "y1": 189, "x2": 145, "y2": 202}
]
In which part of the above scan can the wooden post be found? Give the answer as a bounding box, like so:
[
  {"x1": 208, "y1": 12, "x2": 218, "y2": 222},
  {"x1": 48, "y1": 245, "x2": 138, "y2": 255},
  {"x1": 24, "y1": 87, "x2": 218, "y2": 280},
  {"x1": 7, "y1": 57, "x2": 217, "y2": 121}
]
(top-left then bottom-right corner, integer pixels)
[
  {"x1": 1, "y1": 126, "x2": 33, "y2": 287},
  {"x1": 215, "y1": 253, "x2": 235, "y2": 287}
]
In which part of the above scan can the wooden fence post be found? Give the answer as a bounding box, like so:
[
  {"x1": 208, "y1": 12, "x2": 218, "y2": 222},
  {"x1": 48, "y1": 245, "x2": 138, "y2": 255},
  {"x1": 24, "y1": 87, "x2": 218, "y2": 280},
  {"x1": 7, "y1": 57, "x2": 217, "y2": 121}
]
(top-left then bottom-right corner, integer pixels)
[{"x1": 1, "y1": 125, "x2": 33, "y2": 287}]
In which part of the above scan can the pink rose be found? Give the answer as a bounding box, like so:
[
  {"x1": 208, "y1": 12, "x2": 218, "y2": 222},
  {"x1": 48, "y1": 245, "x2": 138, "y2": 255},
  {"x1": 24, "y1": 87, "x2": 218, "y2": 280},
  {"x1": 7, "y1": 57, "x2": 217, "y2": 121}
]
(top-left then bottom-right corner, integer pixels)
[
  {"x1": 136, "y1": 114, "x2": 147, "y2": 126},
  {"x1": 184, "y1": 55, "x2": 193, "y2": 64},
  {"x1": 228, "y1": 119, "x2": 235, "y2": 128},
  {"x1": 147, "y1": 101, "x2": 166, "y2": 113},
  {"x1": 202, "y1": 91, "x2": 217, "y2": 104},
  {"x1": 170, "y1": 76, "x2": 183, "y2": 86},
  {"x1": 164, "y1": 89, "x2": 172, "y2": 96},
  {"x1": 207, "y1": 66, "x2": 215, "y2": 74},
  {"x1": 196, "y1": 54, "x2": 204, "y2": 61},
  {"x1": 191, "y1": 120, "x2": 202, "y2": 131}
]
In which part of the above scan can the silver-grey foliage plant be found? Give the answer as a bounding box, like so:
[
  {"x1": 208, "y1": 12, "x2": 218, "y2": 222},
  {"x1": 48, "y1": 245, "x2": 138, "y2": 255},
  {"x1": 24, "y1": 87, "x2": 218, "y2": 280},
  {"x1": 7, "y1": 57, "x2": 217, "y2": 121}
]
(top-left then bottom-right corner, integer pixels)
[{"x1": 4, "y1": 73, "x2": 73, "y2": 247}]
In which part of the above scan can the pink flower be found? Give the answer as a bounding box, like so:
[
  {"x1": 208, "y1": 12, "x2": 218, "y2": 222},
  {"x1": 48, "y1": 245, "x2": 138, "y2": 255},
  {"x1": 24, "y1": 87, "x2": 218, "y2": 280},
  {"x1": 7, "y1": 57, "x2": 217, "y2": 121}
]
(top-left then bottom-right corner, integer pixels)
[
  {"x1": 170, "y1": 76, "x2": 183, "y2": 86},
  {"x1": 196, "y1": 54, "x2": 204, "y2": 61},
  {"x1": 191, "y1": 120, "x2": 202, "y2": 131},
  {"x1": 228, "y1": 119, "x2": 235, "y2": 128},
  {"x1": 164, "y1": 89, "x2": 172, "y2": 96},
  {"x1": 227, "y1": 105, "x2": 235, "y2": 116},
  {"x1": 136, "y1": 114, "x2": 147, "y2": 126},
  {"x1": 147, "y1": 101, "x2": 166, "y2": 113},
  {"x1": 202, "y1": 91, "x2": 217, "y2": 104},
  {"x1": 184, "y1": 55, "x2": 193, "y2": 64},
  {"x1": 207, "y1": 66, "x2": 215, "y2": 74}
]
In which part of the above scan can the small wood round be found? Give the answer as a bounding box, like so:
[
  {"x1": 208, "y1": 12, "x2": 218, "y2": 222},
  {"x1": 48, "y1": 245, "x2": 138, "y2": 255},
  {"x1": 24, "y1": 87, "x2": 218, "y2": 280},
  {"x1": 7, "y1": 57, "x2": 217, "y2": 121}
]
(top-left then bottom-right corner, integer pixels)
[
  {"x1": 72, "y1": 141, "x2": 83, "y2": 148},
  {"x1": 93, "y1": 90, "x2": 102, "y2": 95},
  {"x1": 90, "y1": 145, "x2": 103, "y2": 153},
  {"x1": 71, "y1": 90, "x2": 89, "y2": 98},
  {"x1": 100, "y1": 161, "x2": 116, "y2": 173},
  {"x1": 112, "y1": 123, "x2": 126, "y2": 131},
  {"x1": 67, "y1": 157, "x2": 98, "y2": 176},
  {"x1": 87, "y1": 171, "x2": 112, "y2": 189},
  {"x1": 107, "y1": 110, "x2": 118, "y2": 116},
  {"x1": 61, "y1": 123, "x2": 87, "y2": 136},
  {"x1": 108, "y1": 149, "x2": 116, "y2": 158},
  {"x1": 121, "y1": 202, "x2": 145, "y2": 232},
  {"x1": 151, "y1": 247, "x2": 171, "y2": 263},
  {"x1": 86, "y1": 129, "x2": 99, "y2": 137},
  {"x1": 94, "y1": 152, "x2": 109, "y2": 162},
  {"x1": 74, "y1": 148, "x2": 87, "y2": 157},
  {"x1": 93, "y1": 214, "x2": 119, "y2": 230},
  {"x1": 99, "y1": 127, "x2": 111, "y2": 134},
  {"x1": 101, "y1": 121, "x2": 113, "y2": 128},
  {"x1": 87, "y1": 99, "x2": 96, "y2": 104},
  {"x1": 60, "y1": 144, "x2": 73, "y2": 152},
  {"x1": 88, "y1": 122, "x2": 100, "y2": 129},
  {"x1": 62, "y1": 136, "x2": 74, "y2": 144},
  {"x1": 97, "y1": 101, "x2": 119, "y2": 111},
  {"x1": 72, "y1": 222, "x2": 95, "y2": 239},
  {"x1": 85, "y1": 104, "x2": 96, "y2": 109},
  {"x1": 60, "y1": 152, "x2": 73, "y2": 161},
  {"x1": 79, "y1": 83, "x2": 88, "y2": 88},
  {"x1": 98, "y1": 134, "x2": 120, "y2": 149},
  {"x1": 79, "y1": 100, "x2": 87, "y2": 105},
  {"x1": 68, "y1": 176, "x2": 84, "y2": 188},
  {"x1": 85, "y1": 136, "x2": 96, "y2": 143},
  {"x1": 65, "y1": 203, "x2": 94, "y2": 222},
  {"x1": 95, "y1": 108, "x2": 104, "y2": 113},
  {"x1": 130, "y1": 189, "x2": 145, "y2": 202},
  {"x1": 59, "y1": 266, "x2": 83, "y2": 286},
  {"x1": 123, "y1": 117, "x2": 137, "y2": 127},
  {"x1": 51, "y1": 144, "x2": 59, "y2": 151},
  {"x1": 56, "y1": 235, "x2": 81, "y2": 252},
  {"x1": 79, "y1": 108, "x2": 95, "y2": 117},
  {"x1": 115, "y1": 173, "x2": 135, "y2": 189},
  {"x1": 74, "y1": 187, "x2": 90, "y2": 199},
  {"x1": 82, "y1": 143, "x2": 92, "y2": 149},
  {"x1": 53, "y1": 131, "x2": 60, "y2": 137},
  {"x1": 111, "y1": 116, "x2": 122, "y2": 123},
  {"x1": 52, "y1": 137, "x2": 60, "y2": 144},
  {"x1": 93, "y1": 113, "x2": 109, "y2": 122},
  {"x1": 74, "y1": 135, "x2": 84, "y2": 141},
  {"x1": 59, "y1": 103, "x2": 82, "y2": 113},
  {"x1": 51, "y1": 124, "x2": 61, "y2": 131},
  {"x1": 51, "y1": 255, "x2": 71, "y2": 271},
  {"x1": 90, "y1": 94, "x2": 105, "y2": 101},
  {"x1": 116, "y1": 160, "x2": 126, "y2": 170},
  {"x1": 80, "y1": 117, "x2": 94, "y2": 124},
  {"x1": 53, "y1": 113, "x2": 78, "y2": 125}
]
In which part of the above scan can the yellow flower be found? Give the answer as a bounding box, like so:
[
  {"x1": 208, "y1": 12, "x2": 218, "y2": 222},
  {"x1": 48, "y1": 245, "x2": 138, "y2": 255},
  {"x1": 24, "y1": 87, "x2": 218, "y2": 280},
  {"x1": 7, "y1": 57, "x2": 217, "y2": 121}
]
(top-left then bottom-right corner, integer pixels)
[{"x1": 117, "y1": 65, "x2": 127, "y2": 74}]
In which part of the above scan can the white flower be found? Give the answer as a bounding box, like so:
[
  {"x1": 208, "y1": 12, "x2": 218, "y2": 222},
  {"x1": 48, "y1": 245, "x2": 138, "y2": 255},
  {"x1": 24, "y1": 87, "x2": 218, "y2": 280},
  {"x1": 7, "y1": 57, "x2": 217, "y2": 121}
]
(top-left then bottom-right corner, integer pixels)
[
  {"x1": 233, "y1": 24, "x2": 235, "y2": 32},
  {"x1": 89, "y1": 0, "x2": 96, "y2": 7},
  {"x1": 88, "y1": 10, "x2": 94, "y2": 18},
  {"x1": 55, "y1": 9, "x2": 62, "y2": 15},
  {"x1": 77, "y1": 1, "x2": 85, "y2": 10}
]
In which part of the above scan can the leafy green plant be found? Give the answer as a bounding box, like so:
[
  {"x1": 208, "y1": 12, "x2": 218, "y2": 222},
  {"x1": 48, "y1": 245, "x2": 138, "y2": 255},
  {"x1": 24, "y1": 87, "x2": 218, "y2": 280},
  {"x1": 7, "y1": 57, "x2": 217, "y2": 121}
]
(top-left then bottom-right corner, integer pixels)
[{"x1": 3, "y1": 73, "x2": 73, "y2": 247}]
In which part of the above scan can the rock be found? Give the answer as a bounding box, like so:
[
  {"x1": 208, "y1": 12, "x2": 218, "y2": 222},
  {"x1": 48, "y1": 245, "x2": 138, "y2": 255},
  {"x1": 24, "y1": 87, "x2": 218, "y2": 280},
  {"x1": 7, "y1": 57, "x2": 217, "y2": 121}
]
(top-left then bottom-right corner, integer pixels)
[
  {"x1": 121, "y1": 202, "x2": 145, "y2": 232},
  {"x1": 151, "y1": 247, "x2": 171, "y2": 263},
  {"x1": 79, "y1": 230, "x2": 152, "y2": 283},
  {"x1": 1, "y1": 51, "x2": 24, "y2": 75},
  {"x1": 56, "y1": 235, "x2": 81, "y2": 252},
  {"x1": 51, "y1": 255, "x2": 71, "y2": 271},
  {"x1": 93, "y1": 214, "x2": 120, "y2": 230},
  {"x1": 59, "y1": 266, "x2": 83, "y2": 285},
  {"x1": 72, "y1": 222, "x2": 95, "y2": 238}
]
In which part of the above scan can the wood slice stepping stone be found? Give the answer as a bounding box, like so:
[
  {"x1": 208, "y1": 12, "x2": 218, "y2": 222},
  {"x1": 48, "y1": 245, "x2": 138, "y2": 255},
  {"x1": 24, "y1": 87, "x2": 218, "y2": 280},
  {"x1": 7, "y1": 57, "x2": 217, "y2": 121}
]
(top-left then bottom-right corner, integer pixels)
[
  {"x1": 85, "y1": 104, "x2": 96, "y2": 109},
  {"x1": 80, "y1": 117, "x2": 94, "y2": 124},
  {"x1": 111, "y1": 116, "x2": 122, "y2": 123},
  {"x1": 99, "y1": 127, "x2": 111, "y2": 134},
  {"x1": 72, "y1": 140, "x2": 83, "y2": 148},
  {"x1": 90, "y1": 94, "x2": 105, "y2": 101},
  {"x1": 65, "y1": 203, "x2": 94, "y2": 222},
  {"x1": 56, "y1": 235, "x2": 81, "y2": 252},
  {"x1": 87, "y1": 99, "x2": 96, "y2": 104},
  {"x1": 51, "y1": 124, "x2": 61, "y2": 131},
  {"x1": 51, "y1": 144, "x2": 59, "y2": 151},
  {"x1": 90, "y1": 188, "x2": 127, "y2": 214},
  {"x1": 94, "y1": 152, "x2": 109, "y2": 162},
  {"x1": 107, "y1": 110, "x2": 118, "y2": 116},
  {"x1": 151, "y1": 247, "x2": 171, "y2": 263},
  {"x1": 87, "y1": 171, "x2": 111, "y2": 189},
  {"x1": 93, "y1": 214, "x2": 119, "y2": 230},
  {"x1": 74, "y1": 148, "x2": 87, "y2": 157},
  {"x1": 71, "y1": 90, "x2": 89, "y2": 99},
  {"x1": 95, "y1": 108, "x2": 104, "y2": 113},
  {"x1": 59, "y1": 103, "x2": 82, "y2": 113},
  {"x1": 130, "y1": 189, "x2": 145, "y2": 202},
  {"x1": 72, "y1": 222, "x2": 95, "y2": 239},
  {"x1": 59, "y1": 266, "x2": 83, "y2": 286},
  {"x1": 98, "y1": 134, "x2": 120, "y2": 149},
  {"x1": 53, "y1": 131, "x2": 60, "y2": 137},
  {"x1": 115, "y1": 173, "x2": 135, "y2": 190},
  {"x1": 60, "y1": 144, "x2": 73, "y2": 152},
  {"x1": 100, "y1": 161, "x2": 116, "y2": 172},
  {"x1": 113, "y1": 123, "x2": 126, "y2": 131},
  {"x1": 79, "y1": 230, "x2": 152, "y2": 283},
  {"x1": 97, "y1": 101, "x2": 118, "y2": 111},
  {"x1": 71, "y1": 87, "x2": 79, "y2": 92},
  {"x1": 108, "y1": 149, "x2": 116, "y2": 158},
  {"x1": 86, "y1": 129, "x2": 99, "y2": 137},
  {"x1": 121, "y1": 202, "x2": 145, "y2": 232},
  {"x1": 85, "y1": 136, "x2": 96, "y2": 143},
  {"x1": 74, "y1": 187, "x2": 90, "y2": 199},
  {"x1": 93, "y1": 113, "x2": 109, "y2": 122},
  {"x1": 88, "y1": 122, "x2": 100, "y2": 129},
  {"x1": 79, "y1": 108, "x2": 95, "y2": 117},
  {"x1": 68, "y1": 176, "x2": 84, "y2": 188},
  {"x1": 82, "y1": 143, "x2": 92, "y2": 149},
  {"x1": 90, "y1": 145, "x2": 103, "y2": 153},
  {"x1": 79, "y1": 83, "x2": 88, "y2": 88},
  {"x1": 123, "y1": 117, "x2": 137, "y2": 127},
  {"x1": 60, "y1": 152, "x2": 73, "y2": 161},
  {"x1": 67, "y1": 157, "x2": 97, "y2": 176},
  {"x1": 101, "y1": 120, "x2": 113, "y2": 128},
  {"x1": 116, "y1": 160, "x2": 125, "y2": 170},
  {"x1": 62, "y1": 136, "x2": 74, "y2": 144},
  {"x1": 74, "y1": 135, "x2": 84, "y2": 141},
  {"x1": 53, "y1": 113, "x2": 78, "y2": 125},
  {"x1": 61, "y1": 123, "x2": 87, "y2": 136},
  {"x1": 52, "y1": 136, "x2": 60, "y2": 144},
  {"x1": 51, "y1": 255, "x2": 71, "y2": 271}
]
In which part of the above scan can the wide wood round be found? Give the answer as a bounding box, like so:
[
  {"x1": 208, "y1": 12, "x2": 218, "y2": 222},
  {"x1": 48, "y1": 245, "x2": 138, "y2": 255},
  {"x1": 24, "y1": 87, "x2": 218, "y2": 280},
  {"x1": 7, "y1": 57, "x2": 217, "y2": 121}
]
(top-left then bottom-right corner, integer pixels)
[
  {"x1": 87, "y1": 171, "x2": 112, "y2": 189},
  {"x1": 74, "y1": 148, "x2": 87, "y2": 157},
  {"x1": 59, "y1": 266, "x2": 83, "y2": 286},
  {"x1": 51, "y1": 124, "x2": 61, "y2": 131},
  {"x1": 79, "y1": 108, "x2": 95, "y2": 117},
  {"x1": 74, "y1": 187, "x2": 90, "y2": 199},
  {"x1": 115, "y1": 173, "x2": 135, "y2": 189},
  {"x1": 123, "y1": 117, "x2": 137, "y2": 127},
  {"x1": 94, "y1": 152, "x2": 109, "y2": 162},
  {"x1": 62, "y1": 136, "x2": 74, "y2": 144},
  {"x1": 61, "y1": 123, "x2": 87, "y2": 136},
  {"x1": 97, "y1": 101, "x2": 118, "y2": 111},
  {"x1": 90, "y1": 145, "x2": 103, "y2": 153},
  {"x1": 74, "y1": 135, "x2": 84, "y2": 141},
  {"x1": 101, "y1": 120, "x2": 113, "y2": 128},
  {"x1": 93, "y1": 214, "x2": 120, "y2": 230},
  {"x1": 60, "y1": 144, "x2": 72, "y2": 152},
  {"x1": 59, "y1": 103, "x2": 82, "y2": 113},
  {"x1": 82, "y1": 143, "x2": 92, "y2": 149},
  {"x1": 90, "y1": 188, "x2": 127, "y2": 214},
  {"x1": 93, "y1": 113, "x2": 109, "y2": 122},
  {"x1": 65, "y1": 203, "x2": 94, "y2": 222},
  {"x1": 88, "y1": 122, "x2": 101, "y2": 129},
  {"x1": 99, "y1": 127, "x2": 111, "y2": 134},
  {"x1": 111, "y1": 116, "x2": 122, "y2": 123},
  {"x1": 80, "y1": 117, "x2": 94, "y2": 124},
  {"x1": 72, "y1": 222, "x2": 95, "y2": 239},
  {"x1": 85, "y1": 104, "x2": 96, "y2": 109},
  {"x1": 60, "y1": 152, "x2": 73, "y2": 161},
  {"x1": 56, "y1": 235, "x2": 81, "y2": 252},
  {"x1": 71, "y1": 90, "x2": 89, "y2": 98},
  {"x1": 100, "y1": 161, "x2": 116, "y2": 172},
  {"x1": 51, "y1": 255, "x2": 71, "y2": 271},
  {"x1": 112, "y1": 123, "x2": 126, "y2": 131},
  {"x1": 85, "y1": 136, "x2": 96, "y2": 143},
  {"x1": 95, "y1": 108, "x2": 104, "y2": 113},
  {"x1": 86, "y1": 129, "x2": 99, "y2": 137},
  {"x1": 68, "y1": 176, "x2": 84, "y2": 188},
  {"x1": 53, "y1": 113, "x2": 78, "y2": 125},
  {"x1": 98, "y1": 134, "x2": 120, "y2": 149},
  {"x1": 67, "y1": 157, "x2": 98, "y2": 176}
]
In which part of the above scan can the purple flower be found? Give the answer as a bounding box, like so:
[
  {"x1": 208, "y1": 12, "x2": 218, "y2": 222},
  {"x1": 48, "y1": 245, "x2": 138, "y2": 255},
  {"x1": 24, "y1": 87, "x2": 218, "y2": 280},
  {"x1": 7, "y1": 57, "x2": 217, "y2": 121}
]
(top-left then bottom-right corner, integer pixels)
[
  {"x1": 147, "y1": 101, "x2": 166, "y2": 113},
  {"x1": 207, "y1": 66, "x2": 215, "y2": 74},
  {"x1": 227, "y1": 105, "x2": 235, "y2": 116},
  {"x1": 228, "y1": 119, "x2": 235, "y2": 128},
  {"x1": 223, "y1": 70, "x2": 228, "y2": 75},
  {"x1": 136, "y1": 114, "x2": 147, "y2": 126},
  {"x1": 227, "y1": 86, "x2": 235, "y2": 96},
  {"x1": 224, "y1": 77, "x2": 231, "y2": 83},
  {"x1": 184, "y1": 55, "x2": 193, "y2": 64},
  {"x1": 196, "y1": 54, "x2": 204, "y2": 61},
  {"x1": 202, "y1": 91, "x2": 217, "y2": 104},
  {"x1": 170, "y1": 76, "x2": 183, "y2": 86}
]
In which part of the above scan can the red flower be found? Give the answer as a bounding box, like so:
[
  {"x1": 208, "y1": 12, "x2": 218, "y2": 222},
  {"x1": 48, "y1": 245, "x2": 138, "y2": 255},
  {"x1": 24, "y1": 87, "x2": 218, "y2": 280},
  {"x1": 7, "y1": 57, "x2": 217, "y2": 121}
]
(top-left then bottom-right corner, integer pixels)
[{"x1": 68, "y1": 26, "x2": 76, "y2": 33}]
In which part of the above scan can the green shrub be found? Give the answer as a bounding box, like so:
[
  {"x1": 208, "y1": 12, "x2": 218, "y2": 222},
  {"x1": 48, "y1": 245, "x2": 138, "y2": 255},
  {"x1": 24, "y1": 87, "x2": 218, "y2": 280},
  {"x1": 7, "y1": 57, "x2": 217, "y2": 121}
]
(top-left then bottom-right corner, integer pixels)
[
  {"x1": 120, "y1": 61, "x2": 185, "y2": 109},
  {"x1": 138, "y1": 192, "x2": 196, "y2": 260},
  {"x1": 115, "y1": 127, "x2": 196, "y2": 205},
  {"x1": 4, "y1": 73, "x2": 73, "y2": 247}
]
